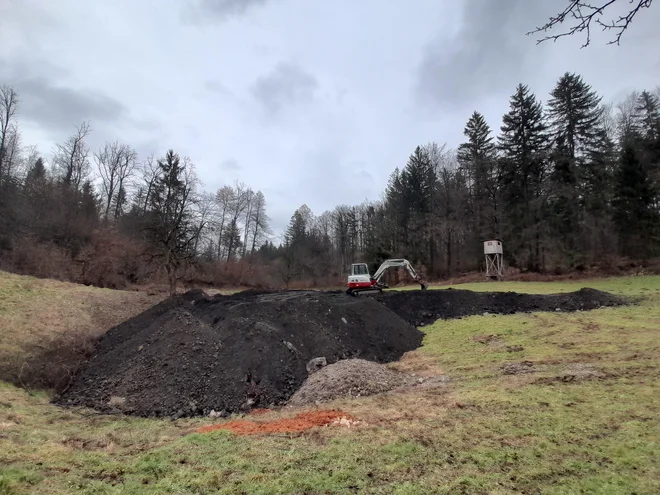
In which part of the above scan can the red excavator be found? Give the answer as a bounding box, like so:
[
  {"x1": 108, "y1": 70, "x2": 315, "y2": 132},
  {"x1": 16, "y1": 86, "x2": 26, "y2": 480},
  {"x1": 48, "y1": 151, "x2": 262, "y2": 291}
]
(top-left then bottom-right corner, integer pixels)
[{"x1": 346, "y1": 258, "x2": 427, "y2": 296}]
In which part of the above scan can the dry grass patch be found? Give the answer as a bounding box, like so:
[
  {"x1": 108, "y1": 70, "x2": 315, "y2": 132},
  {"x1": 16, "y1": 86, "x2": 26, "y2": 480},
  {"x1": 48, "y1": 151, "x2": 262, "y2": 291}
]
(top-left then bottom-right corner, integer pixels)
[{"x1": 0, "y1": 271, "x2": 162, "y2": 391}]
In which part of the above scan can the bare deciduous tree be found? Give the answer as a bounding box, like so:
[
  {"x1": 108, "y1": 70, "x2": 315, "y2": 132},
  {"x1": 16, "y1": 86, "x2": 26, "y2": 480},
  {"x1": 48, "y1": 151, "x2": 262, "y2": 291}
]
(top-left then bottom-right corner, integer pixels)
[
  {"x1": 191, "y1": 191, "x2": 217, "y2": 256},
  {"x1": 2, "y1": 125, "x2": 22, "y2": 180},
  {"x1": 95, "y1": 141, "x2": 137, "y2": 220},
  {"x1": 528, "y1": 0, "x2": 654, "y2": 47},
  {"x1": 249, "y1": 191, "x2": 271, "y2": 253},
  {"x1": 225, "y1": 180, "x2": 250, "y2": 261},
  {"x1": 20, "y1": 145, "x2": 40, "y2": 180},
  {"x1": 0, "y1": 85, "x2": 19, "y2": 179},
  {"x1": 135, "y1": 153, "x2": 159, "y2": 214},
  {"x1": 54, "y1": 122, "x2": 92, "y2": 189},
  {"x1": 615, "y1": 90, "x2": 640, "y2": 140},
  {"x1": 241, "y1": 187, "x2": 255, "y2": 257},
  {"x1": 600, "y1": 102, "x2": 617, "y2": 142},
  {"x1": 214, "y1": 185, "x2": 235, "y2": 259}
]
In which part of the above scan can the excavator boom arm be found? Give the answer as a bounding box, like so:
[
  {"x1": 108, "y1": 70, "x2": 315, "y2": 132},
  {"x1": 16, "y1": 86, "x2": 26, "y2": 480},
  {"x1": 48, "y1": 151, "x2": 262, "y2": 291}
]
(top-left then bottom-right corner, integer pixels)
[{"x1": 371, "y1": 259, "x2": 426, "y2": 289}]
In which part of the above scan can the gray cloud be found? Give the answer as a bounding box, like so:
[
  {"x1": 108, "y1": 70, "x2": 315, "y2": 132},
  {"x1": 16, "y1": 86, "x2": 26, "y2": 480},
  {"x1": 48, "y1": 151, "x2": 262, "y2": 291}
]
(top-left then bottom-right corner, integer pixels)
[
  {"x1": 251, "y1": 62, "x2": 318, "y2": 116},
  {"x1": 221, "y1": 159, "x2": 241, "y2": 171},
  {"x1": 17, "y1": 77, "x2": 126, "y2": 132},
  {"x1": 416, "y1": 0, "x2": 554, "y2": 111},
  {"x1": 186, "y1": 0, "x2": 269, "y2": 22},
  {"x1": 204, "y1": 80, "x2": 232, "y2": 96},
  {"x1": 0, "y1": 59, "x2": 126, "y2": 135}
]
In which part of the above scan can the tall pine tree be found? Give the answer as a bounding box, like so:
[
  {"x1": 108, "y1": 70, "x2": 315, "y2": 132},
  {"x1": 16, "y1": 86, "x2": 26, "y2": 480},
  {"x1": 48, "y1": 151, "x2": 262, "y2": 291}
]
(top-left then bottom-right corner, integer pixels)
[
  {"x1": 633, "y1": 91, "x2": 660, "y2": 206},
  {"x1": 612, "y1": 144, "x2": 658, "y2": 257},
  {"x1": 498, "y1": 84, "x2": 549, "y2": 271},
  {"x1": 457, "y1": 111, "x2": 499, "y2": 247},
  {"x1": 634, "y1": 91, "x2": 660, "y2": 142},
  {"x1": 399, "y1": 146, "x2": 436, "y2": 267},
  {"x1": 548, "y1": 72, "x2": 603, "y2": 160},
  {"x1": 547, "y1": 73, "x2": 608, "y2": 266}
]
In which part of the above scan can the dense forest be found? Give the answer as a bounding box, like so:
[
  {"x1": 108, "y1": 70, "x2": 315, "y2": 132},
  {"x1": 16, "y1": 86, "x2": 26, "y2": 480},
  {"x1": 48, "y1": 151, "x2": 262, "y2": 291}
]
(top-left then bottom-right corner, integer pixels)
[{"x1": 1, "y1": 72, "x2": 659, "y2": 292}]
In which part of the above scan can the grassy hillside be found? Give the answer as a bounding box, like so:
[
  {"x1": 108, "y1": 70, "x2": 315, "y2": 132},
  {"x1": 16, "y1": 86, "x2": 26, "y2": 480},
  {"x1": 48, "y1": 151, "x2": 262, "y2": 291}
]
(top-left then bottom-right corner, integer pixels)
[
  {"x1": 0, "y1": 271, "x2": 162, "y2": 391},
  {"x1": 1, "y1": 274, "x2": 659, "y2": 494}
]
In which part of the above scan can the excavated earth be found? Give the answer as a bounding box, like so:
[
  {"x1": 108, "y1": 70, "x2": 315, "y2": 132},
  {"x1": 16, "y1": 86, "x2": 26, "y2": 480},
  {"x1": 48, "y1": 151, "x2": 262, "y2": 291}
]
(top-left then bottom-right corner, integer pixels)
[
  {"x1": 55, "y1": 286, "x2": 626, "y2": 417},
  {"x1": 374, "y1": 287, "x2": 625, "y2": 327},
  {"x1": 55, "y1": 289, "x2": 424, "y2": 417}
]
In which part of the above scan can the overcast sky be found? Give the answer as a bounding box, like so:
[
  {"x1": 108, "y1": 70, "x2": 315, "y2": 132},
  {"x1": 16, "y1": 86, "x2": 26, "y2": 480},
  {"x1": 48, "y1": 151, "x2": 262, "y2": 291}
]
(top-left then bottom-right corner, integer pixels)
[{"x1": 1, "y1": 0, "x2": 659, "y2": 237}]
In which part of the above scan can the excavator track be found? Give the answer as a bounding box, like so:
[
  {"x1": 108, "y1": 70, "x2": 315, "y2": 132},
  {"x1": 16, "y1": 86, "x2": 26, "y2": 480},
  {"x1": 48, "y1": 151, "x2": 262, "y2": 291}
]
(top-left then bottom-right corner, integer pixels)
[{"x1": 346, "y1": 287, "x2": 383, "y2": 297}]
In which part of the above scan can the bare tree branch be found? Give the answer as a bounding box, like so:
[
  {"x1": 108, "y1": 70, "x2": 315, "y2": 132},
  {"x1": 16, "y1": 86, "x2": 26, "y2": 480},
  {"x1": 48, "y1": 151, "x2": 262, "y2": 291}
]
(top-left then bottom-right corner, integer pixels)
[
  {"x1": 54, "y1": 122, "x2": 92, "y2": 188},
  {"x1": 527, "y1": 0, "x2": 653, "y2": 47}
]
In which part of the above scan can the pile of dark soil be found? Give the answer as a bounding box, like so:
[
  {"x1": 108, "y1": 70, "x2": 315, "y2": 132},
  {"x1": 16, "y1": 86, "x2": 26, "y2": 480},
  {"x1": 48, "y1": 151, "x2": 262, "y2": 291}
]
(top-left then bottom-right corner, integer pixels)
[
  {"x1": 55, "y1": 285, "x2": 626, "y2": 418},
  {"x1": 375, "y1": 287, "x2": 626, "y2": 327},
  {"x1": 55, "y1": 290, "x2": 423, "y2": 417}
]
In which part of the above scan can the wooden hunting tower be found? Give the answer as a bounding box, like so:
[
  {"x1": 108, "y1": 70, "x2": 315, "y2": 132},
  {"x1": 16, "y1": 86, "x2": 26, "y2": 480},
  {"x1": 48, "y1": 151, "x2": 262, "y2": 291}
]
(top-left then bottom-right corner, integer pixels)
[{"x1": 484, "y1": 239, "x2": 504, "y2": 280}]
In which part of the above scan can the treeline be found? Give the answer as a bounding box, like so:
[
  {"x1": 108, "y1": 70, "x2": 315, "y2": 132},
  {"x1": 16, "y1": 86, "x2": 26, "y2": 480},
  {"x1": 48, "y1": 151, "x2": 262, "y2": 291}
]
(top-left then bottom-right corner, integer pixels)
[
  {"x1": 273, "y1": 73, "x2": 660, "y2": 283},
  {"x1": 1, "y1": 73, "x2": 659, "y2": 291},
  {"x1": 0, "y1": 85, "x2": 275, "y2": 292}
]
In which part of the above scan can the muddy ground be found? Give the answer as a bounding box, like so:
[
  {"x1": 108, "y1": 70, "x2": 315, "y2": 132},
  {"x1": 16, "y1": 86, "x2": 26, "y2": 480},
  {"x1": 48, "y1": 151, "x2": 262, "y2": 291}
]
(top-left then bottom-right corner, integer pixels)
[{"x1": 56, "y1": 287, "x2": 626, "y2": 417}]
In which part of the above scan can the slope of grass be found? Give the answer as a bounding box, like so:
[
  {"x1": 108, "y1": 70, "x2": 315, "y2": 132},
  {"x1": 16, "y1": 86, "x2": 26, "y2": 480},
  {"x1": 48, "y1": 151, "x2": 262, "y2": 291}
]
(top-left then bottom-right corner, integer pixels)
[
  {"x1": 1, "y1": 275, "x2": 659, "y2": 494},
  {"x1": 0, "y1": 271, "x2": 161, "y2": 357},
  {"x1": 0, "y1": 271, "x2": 162, "y2": 390}
]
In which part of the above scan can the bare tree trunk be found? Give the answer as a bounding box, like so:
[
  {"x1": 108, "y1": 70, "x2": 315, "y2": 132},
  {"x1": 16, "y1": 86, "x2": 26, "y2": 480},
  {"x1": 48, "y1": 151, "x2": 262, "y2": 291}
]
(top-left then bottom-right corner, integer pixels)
[
  {"x1": 0, "y1": 86, "x2": 19, "y2": 179},
  {"x1": 241, "y1": 190, "x2": 254, "y2": 257},
  {"x1": 166, "y1": 262, "x2": 177, "y2": 296},
  {"x1": 250, "y1": 201, "x2": 263, "y2": 253}
]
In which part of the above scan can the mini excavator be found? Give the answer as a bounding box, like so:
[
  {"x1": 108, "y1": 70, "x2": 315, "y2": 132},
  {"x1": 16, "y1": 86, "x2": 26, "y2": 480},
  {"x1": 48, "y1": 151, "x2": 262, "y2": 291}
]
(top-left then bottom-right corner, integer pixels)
[{"x1": 346, "y1": 259, "x2": 427, "y2": 296}]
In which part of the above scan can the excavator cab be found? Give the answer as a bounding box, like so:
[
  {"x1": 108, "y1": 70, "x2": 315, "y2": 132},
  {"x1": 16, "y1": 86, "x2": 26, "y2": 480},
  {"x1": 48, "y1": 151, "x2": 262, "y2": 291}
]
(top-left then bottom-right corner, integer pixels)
[
  {"x1": 350, "y1": 263, "x2": 370, "y2": 276},
  {"x1": 347, "y1": 263, "x2": 375, "y2": 295}
]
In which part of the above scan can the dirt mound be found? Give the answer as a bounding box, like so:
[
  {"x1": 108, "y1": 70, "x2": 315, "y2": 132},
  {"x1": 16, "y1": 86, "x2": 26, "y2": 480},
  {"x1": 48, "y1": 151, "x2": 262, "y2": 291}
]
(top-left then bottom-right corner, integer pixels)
[
  {"x1": 55, "y1": 290, "x2": 423, "y2": 417},
  {"x1": 288, "y1": 359, "x2": 414, "y2": 407},
  {"x1": 375, "y1": 287, "x2": 626, "y2": 326}
]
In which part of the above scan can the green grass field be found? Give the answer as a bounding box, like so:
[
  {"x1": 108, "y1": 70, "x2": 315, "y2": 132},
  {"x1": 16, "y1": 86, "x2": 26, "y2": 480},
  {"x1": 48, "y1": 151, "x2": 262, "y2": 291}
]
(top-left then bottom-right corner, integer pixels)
[{"x1": 1, "y1": 274, "x2": 659, "y2": 494}]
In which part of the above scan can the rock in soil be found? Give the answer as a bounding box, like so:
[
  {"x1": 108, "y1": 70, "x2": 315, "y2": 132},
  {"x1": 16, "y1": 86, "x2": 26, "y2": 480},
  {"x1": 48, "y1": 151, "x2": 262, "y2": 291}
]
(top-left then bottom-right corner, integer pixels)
[
  {"x1": 54, "y1": 290, "x2": 423, "y2": 417},
  {"x1": 288, "y1": 359, "x2": 415, "y2": 407},
  {"x1": 306, "y1": 357, "x2": 328, "y2": 375},
  {"x1": 375, "y1": 287, "x2": 626, "y2": 327}
]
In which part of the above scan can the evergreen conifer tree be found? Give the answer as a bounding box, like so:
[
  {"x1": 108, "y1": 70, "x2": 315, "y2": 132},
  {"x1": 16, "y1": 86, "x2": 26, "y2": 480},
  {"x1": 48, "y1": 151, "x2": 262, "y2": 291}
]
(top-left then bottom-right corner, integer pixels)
[
  {"x1": 498, "y1": 84, "x2": 549, "y2": 270},
  {"x1": 457, "y1": 111, "x2": 499, "y2": 242},
  {"x1": 548, "y1": 72, "x2": 603, "y2": 159},
  {"x1": 612, "y1": 144, "x2": 658, "y2": 257},
  {"x1": 547, "y1": 73, "x2": 608, "y2": 266}
]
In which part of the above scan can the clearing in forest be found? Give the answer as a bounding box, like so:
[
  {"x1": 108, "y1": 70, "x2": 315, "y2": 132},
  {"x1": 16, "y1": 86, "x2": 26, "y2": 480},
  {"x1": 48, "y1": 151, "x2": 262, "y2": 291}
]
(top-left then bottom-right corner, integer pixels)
[{"x1": 0, "y1": 273, "x2": 659, "y2": 494}]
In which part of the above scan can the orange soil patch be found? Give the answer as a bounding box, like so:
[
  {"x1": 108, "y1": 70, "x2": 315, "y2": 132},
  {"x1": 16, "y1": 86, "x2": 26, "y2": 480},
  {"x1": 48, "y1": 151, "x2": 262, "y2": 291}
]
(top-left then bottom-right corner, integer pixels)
[{"x1": 196, "y1": 410, "x2": 354, "y2": 436}]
